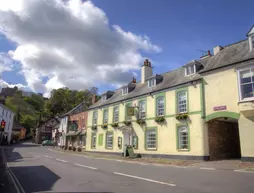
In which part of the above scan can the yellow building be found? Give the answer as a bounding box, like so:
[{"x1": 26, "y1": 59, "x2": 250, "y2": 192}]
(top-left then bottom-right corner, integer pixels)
[{"x1": 86, "y1": 26, "x2": 254, "y2": 161}]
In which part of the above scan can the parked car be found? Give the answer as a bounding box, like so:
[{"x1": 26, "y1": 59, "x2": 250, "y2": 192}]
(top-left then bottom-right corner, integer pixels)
[{"x1": 42, "y1": 140, "x2": 54, "y2": 146}]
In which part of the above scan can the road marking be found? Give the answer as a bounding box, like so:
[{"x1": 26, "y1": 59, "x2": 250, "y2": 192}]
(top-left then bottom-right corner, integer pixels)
[
  {"x1": 44, "y1": 155, "x2": 52, "y2": 159},
  {"x1": 200, "y1": 167, "x2": 215, "y2": 170},
  {"x1": 116, "y1": 160, "x2": 123, "y2": 162},
  {"x1": 7, "y1": 163, "x2": 26, "y2": 193},
  {"x1": 74, "y1": 163, "x2": 98, "y2": 170},
  {"x1": 138, "y1": 162, "x2": 149, "y2": 165},
  {"x1": 173, "y1": 166, "x2": 188, "y2": 168},
  {"x1": 234, "y1": 170, "x2": 254, "y2": 174},
  {"x1": 113, "y1": 172, "x2": 176, "y2": 187},
  {"x1": 56, "y1": 158, "x2": 68, "y2": 163}
]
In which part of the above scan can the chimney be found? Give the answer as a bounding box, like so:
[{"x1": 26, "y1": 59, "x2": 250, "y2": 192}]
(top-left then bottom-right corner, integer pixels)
[
  {"x1": 92, "y1": 94, "x2": 96, "y2": 104},
  {"x1": 141, "y1": 59, "x2": 153, "y2": 84},
  {"x1": 213, "y1": 46, "x2": 223, "y2": 55},
  {"x1": 132, "y1": 77, "x2": 136, "y2": 83}
]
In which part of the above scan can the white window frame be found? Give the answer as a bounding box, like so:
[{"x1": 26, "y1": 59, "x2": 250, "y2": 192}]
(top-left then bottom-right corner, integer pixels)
[
  {"x1": 139, "y1": 100, "x2": 146, "y2": 119},
  {"x1": 122, "y1": 87, "x2": 128, "y2": 95},
  {"x1": 113, "y1": 106, "x2": 119, "y2": 123},
  {"x1": 103, "y1": 109, "x2": 108, "y2": 124},
  {"x1": 92, "y1": 111, "x2": 98, "y2": 125},
  {"x1": 177, "y1": 91, "x2": 188, "y2": 113},
  {"x1": 148, "y1": 78, "x2": 156, "y2": 88},
  {"x1": 106, "y1": 132, "x2": 113, "y2": 149},
  {"x1": 252, "y1": 35, "x2": 254, "y2": 49},
  {"x1": 185, "y1": 64, "x2": 196, "y2": 76},
  {"x1": 178, "y1": 126, "x2": 189, "y2": 150},
  {"x1": 145, "y1": 129, "x2": 157, "y2": 150},
  {"x1": 237, "y1": 65, "x2": 254, "y2": 102},
  {"x1": 156, "y1": 96, "x2": 165, "y2": 116}
]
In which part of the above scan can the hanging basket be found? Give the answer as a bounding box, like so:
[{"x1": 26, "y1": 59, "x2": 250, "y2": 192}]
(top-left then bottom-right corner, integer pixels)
[
  {"x1": 175, "y1": 113, "x2": 188, "y2": 120},
  {"x1": 136, "y1": 119, "x2": 146, "y2": 125},
  {"x1": 111, "y1": 123, "x2": 119, "y2": 128},
  {"x1": 101, "y1": 124, "x2": 108, "y2": 129},
  {"x1": 123, "y1": 120, "x2": 132, "y2": 126},
  {"x1": 155, "y1": 116, "x2": 165, "y2": 123}
]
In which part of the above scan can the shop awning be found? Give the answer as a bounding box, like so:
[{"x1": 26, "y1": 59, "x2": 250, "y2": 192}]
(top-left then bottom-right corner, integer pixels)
[
  {"x1": 66, "y1": 130, "x2": 81, "y2": 137},
  {"x1": 79, "y1": 130, "x2": 86, "y2": 136}
]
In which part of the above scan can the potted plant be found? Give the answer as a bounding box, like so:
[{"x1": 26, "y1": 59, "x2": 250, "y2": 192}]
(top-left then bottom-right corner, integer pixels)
[
  {"x1": 136, "y1": 119, "x2": 146, "y2": 125},
  {"x1": 101, "y1": 123, "x2": 108, "y2": 129},
  {"x1": 175, "y1": 113, "x2": 188, "y2": 120},
  {"x1": 123, "y1": 120, "x2": 132, "y2": 126},
  {"x1": 155, "y1": 116, "x2": 165, "y2": 123},
  {"x1": 91, "y1": 125, "x2": 97, "y2": 130},
  {"x1": 64, "y1": 146, "x2": 67, "y2": 150},
  {"x1": 68, "y1": 146, "x2": 72, "y2": 151},
  {"x1": 111, "y1": 123, "x2": 119, "y2": 128},
  {"x1": 77, "y1": 146, "x2": 82, "y2": 152},
  {"x1": 72, "y1": 146, "x2": 76, "y2": 151}
]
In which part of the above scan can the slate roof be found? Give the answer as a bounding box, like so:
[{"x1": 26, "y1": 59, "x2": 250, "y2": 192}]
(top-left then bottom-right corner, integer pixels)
[
  {"x1": 60, "y1": 100, "x2": 90, "y2": 117},
  {"x1": 89, "y1": 38, "x2": 254, "y2": 110}
]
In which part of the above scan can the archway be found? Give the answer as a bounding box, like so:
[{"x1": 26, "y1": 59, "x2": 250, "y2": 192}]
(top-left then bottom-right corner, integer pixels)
[{"x1": 206, "y1": 112, "x2": 241, "y2": 160}]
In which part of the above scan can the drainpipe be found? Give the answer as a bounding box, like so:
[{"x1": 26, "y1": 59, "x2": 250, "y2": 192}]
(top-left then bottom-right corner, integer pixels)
[{"x1": 200, "y1": 78, "x2": 206, "y2": 119}]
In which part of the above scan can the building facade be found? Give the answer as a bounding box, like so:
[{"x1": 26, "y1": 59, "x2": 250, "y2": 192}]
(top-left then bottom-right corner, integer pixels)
[
  {"x1": 86, "y1": 26, "x2": 254, "y2": 161},
  {"x1": 0, "y1": 104, "x2": 15, "y2": 144}
]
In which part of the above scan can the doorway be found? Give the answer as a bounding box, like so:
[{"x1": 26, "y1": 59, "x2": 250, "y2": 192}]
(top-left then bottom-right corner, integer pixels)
[{"x1": 208, "y1": 119, "x2": 241, "y2": 160}]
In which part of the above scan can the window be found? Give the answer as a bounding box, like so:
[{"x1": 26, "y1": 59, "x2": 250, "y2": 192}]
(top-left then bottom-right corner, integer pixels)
[
  {"x1": 102, "y1": 95, "x2": 107, "y2": 101},
  {"x1": 6, "y1": 111, "x2": 8, "y2": 117},
  {"x1": 177, "y1": 91, "x2": 187, "y2": 113},
  {"x1": 93, "y1": 111, "x2": 98, "y2": 125},
  {"x1": 117, "y1": 137, "x2": 122, "y2": 148},
  {"x1": 2, "y1": 109, "x2": 4, "y2": 116},
  {"x1": 106, "y1": 132, "x2": 113, "y2": 149},
  {"x1": 82, "y1": 118, "x2": 85, "y2": 127},
  {"x1": 156, "y1": 96, "x2": 165, "y2": 116},
  {"x1": 185, "y1": 64, "x2": 196, "y2": 76},
  {"x1": 113, "y1": 106, "x2": 119, "y2": 123},
  {"x1": 125, "y1": 103, "x2": 132, "y2": 121},
  {"x1": 132, "y1": 136, "x2": 138, "y2": 149},
  {"x1": 91, "y1": 133, "x2": 96, "y2": 149},
  {"x1": 238, "y1": 67, "x2": 254, "y2": 100},
  {"x1": 98, "y1": 133, "x2": 103, "y2": 146},
  {"x1": 103, "y1": 109, "x2": 108, "y2": 124},
  {"x1": 145, "y1": 129, "x2": 157, "y2": 150},
  {"x1": 139, "y1": 100, "x2": 146, "y2": 119},
  {"x1": 178, "y1": 126, "x2": 189, "y2": 150},
  {"x1": 122, "y1": 87, "x2": 128, "y2": 95},
  {"x1": 148, "y1": 78, "x2": 156, "y2": 88}
]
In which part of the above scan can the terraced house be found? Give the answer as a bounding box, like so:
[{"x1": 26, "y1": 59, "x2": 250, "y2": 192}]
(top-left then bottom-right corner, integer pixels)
[{"x1": 86, "y1": 26, "x2": 254, "y2": 161}]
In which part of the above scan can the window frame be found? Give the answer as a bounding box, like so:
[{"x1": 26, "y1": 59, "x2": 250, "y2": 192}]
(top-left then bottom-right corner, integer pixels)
[
  {"x1": 252, "y1": 35, "x2": 254, "y2": 49},
  {"x1": 92, "y1": 111, "x2": 98, "y2": 126},
  {"x1": 113, "y1": 106, "x2": 119, "y2": 123},
  {"x1": 125, "y1": 102, "x2": 132, "y2": 121},
  {"x1": 98, "y1": 133, "x2": 104, "y2": 146},
  {"x1": 101, "y1": 94, "x2": 107, "y2": 101},
  {"x1": 106, "y1": 131, "x2": 113, "y2": 149},
  {"x1": 138, "y1": 100, "x2": 146, "y2": 119},
  {"x1": 156, "y1": 96, "x2": 165, "y2": 117},
  {"x1": 237, "y1": 65, "x2": 254, "y2": 102},
  {"x1": 122, "y1": 87, "x2": 128, "y2": 95},
  {"x1": 148, "y1": 78, "x2": 156, "y2": 88},
  {"x1": 185, "y1": 64, "x2": 196, "y2": 76},
  {"x1": 145, "y1": 128, "x2": 157, "y2": 150},
  {"x1": 103, "y1": 109, "x2": 108, "y2": 124},
  {"x1": 91, "y1": 133, "x2": 96, "y2": 149},
  {"x1": 177, "y1": 90, "x2": 188, "y2": 114},
  {"x1": 177, "y1": 125, "x2": 190, "y2": 151}
]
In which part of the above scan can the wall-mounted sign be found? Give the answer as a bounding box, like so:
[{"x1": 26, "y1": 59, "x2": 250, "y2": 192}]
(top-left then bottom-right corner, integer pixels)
[{"x1": 213, "y1": 105, "x2": 227, "y2": 111}]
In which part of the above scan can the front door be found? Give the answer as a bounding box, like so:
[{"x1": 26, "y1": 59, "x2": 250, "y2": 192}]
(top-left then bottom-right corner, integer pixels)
[{"x1": 123, "y1": 132, "x2": 130, "y2": 146}]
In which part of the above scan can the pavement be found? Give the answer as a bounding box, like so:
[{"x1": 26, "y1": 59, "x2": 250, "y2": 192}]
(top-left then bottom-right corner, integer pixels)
[{"x1": 3, "y1": 142, "x2": 254, "y2": 193}]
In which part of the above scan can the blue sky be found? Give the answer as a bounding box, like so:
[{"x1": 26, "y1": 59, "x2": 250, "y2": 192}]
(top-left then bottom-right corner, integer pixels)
[{"x1": 0, "y1": 0, "x2": 253, "y2": 95}]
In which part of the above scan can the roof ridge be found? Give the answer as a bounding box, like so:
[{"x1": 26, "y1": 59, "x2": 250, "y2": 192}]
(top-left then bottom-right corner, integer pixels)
[{"x1": 223, "y1": 39, "x2": 247, "y2": 48}]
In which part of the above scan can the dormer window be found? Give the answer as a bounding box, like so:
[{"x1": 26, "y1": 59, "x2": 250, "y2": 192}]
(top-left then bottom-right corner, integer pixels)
[
  {"x1": 185, "y1": 64, "x2": 196, "y2": 76},
  {"x1": 102, "y1": 95, "x2": 107, "y2": 101},
  {"x1": 148, "y1": 78, "x2": 156, "y2": 88},
  {"x1": 122, "y1": 87, "x2": 128, "y2": 95},
  {"x1": 251, "y1": 35, "x2": 254, "y2": 49}
]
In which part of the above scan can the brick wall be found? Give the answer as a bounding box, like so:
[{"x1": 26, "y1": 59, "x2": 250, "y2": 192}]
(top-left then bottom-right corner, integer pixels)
[
  {"x1": 208, "y1": 120, "x2": 241, "y2": 160},
  {"x1": 69, "y1": 111, "x2": 88, "y2": 131}
]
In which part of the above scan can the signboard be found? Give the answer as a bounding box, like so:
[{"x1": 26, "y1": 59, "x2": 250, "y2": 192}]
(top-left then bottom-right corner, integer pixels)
[
  {"x1": 213, "y1": 105, "x2": 227, "y2": 111},
  {"x1": 127, "y1": 107, "x2": 135, "y2": 116}
]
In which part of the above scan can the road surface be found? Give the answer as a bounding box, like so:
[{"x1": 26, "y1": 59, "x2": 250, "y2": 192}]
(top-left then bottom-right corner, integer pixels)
[{"x1": 4, "y1": 142, "x2": 254, "y2": 193}]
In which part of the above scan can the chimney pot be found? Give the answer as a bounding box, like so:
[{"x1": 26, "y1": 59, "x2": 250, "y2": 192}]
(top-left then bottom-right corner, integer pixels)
[{"x1": 141, "y1": 59, "x2": 153, "y2": 83}]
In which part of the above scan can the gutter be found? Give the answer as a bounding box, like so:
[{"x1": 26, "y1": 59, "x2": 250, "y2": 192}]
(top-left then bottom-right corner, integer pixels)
[{"x1": 88, "y1": 78, "x2": 202, "y2": 110}]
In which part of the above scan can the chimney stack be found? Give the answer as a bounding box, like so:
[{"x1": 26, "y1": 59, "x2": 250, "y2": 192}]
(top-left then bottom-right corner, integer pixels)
[
  {"x1": 213, "y1": 46, "x2": 223, "y2": 55},
  {"x1": 200, "y1": 50, "x2": 212, "y2": 59},
  {"x1": 132, "y1": 77, "x2": 136, "y2": 83},
  {"x1": 141, "y1": 59, "x2": 153, "y2": 84},
  {"x1": 92, "y1": 94, "x2": 97, "y2": 104}
]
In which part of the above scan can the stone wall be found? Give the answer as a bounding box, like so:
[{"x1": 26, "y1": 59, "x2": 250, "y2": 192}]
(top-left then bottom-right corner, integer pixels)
[{"x1": 208, "y1": 120, "x2": 241, "y2": 160}]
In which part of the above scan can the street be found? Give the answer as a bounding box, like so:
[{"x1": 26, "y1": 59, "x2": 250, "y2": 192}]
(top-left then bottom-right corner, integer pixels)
[{"x1": 3, "y1": 142, "x2": 254, "y2": 193}]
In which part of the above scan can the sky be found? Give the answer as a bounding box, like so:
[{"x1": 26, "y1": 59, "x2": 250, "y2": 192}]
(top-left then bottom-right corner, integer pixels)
[{"x1": 0, "y1": 0, "x2": 253, "y2": 97}]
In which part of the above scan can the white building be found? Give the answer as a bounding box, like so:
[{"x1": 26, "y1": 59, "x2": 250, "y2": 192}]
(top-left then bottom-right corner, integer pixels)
[
  {"x1": 57, "y1": 116, "x2": 68, "y2": 147},
  {"x1": 0, "y1": 104, "x2": 15, "y2": 144}
]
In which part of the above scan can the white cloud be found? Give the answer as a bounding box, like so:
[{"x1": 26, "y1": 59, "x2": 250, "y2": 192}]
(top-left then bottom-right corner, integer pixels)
[{"x1": 0, "y1": 0, "x2": 161, "y2": 95}]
